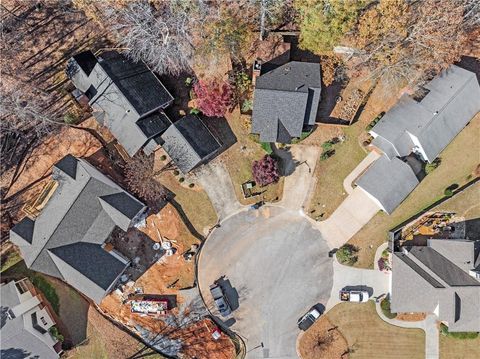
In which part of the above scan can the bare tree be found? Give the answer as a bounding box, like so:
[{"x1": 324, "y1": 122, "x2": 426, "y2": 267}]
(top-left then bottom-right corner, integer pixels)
[
  {"x1": 123, "y1": 153, "x2": 168, "y2": 206},
  {"x1": 105, "y1": 1, "x2": 200, "y2": 76}
]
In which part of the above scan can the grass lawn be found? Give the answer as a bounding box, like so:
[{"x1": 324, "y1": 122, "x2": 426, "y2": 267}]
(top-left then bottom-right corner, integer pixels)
[
  {"x1": 307, "y1": 80, "x2": 400, "y2": 220},
  {"x1": 348, "y1": 114, "x2": 480, "y2": 268},
  {"x1": 158, "y1": 171, "x2": 218, "y2": 234},
  {"x1": 327, "y1": 301, "x2": 425, "y2": 359},
  {"x1": 440, "y1": 334, "x2": 480, "y2": 359},
  {"x1": 223, "y1": 108, "x2": 284, "y2": 205},
  {"x1": 434, "y1": 182, "x2": 480, "y2": 219},
  {"x1": 1, "y1": 248, "x2": 22, "y2": 273}
]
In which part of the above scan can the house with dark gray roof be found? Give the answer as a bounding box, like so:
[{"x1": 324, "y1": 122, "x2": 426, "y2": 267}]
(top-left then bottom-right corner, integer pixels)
[
  {"x1": 10, "y1": 155, "x2": 147, "y2": 304},
  {"x1": 392, "y1": 239, "x2": 480, "y2": 332},
  {"x1": 355, "y1": 156, "x2": 419, "y2": 214},
  {"x1": 251, "y1": 61, "x2": 321, "y2": 143},
  {"x1": 370, "y1": 65, "x2": 480, "y2": 163},
  {"x1": 67, "y1": 51, "x2": 174, "y2": 156},
  {"x1": 161, "y1": 115, "x2": 222, "y2": 174},
  {"x1": 355, "y1": 65, "x2": 480, "y2": 215},
  {"x1": 1, "y1": 278, "x2": 62, "y2": 358}
]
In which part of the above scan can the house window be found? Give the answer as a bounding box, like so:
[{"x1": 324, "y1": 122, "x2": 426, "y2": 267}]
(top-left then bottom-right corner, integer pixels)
[
  {"x1": 41, "y1": 316, "x2": 48, "y2": 325},
  {"x1": 15, "y1": 280, "x2": 29, "y2": 294}
]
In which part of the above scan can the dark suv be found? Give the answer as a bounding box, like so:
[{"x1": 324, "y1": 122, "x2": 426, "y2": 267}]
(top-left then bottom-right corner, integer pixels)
[{"x1": 209, "y1": 283, "x2": 232, "y2": 317}]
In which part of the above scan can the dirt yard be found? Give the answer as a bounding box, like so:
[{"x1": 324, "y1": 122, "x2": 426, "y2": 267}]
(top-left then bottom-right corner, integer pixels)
[
  {"x1": 298, "y1": 315, "x2": 349, "y2": 359},
  {"x1": 396, "y1": 313, "x2": 427, "y2": 322},
  {"x1": 99, "y1": 203, "x2": 235, "y2": 359}
]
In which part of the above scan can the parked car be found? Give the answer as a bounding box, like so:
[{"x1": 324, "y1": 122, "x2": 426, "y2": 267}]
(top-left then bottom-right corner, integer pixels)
[
  {"x1": 210, "y1": 283, "x2": 232, "y2": 317},
  {"x1": 298, "y1": 308, "x2": 321, "y2": 331},
  {"x1": 339, "y1": 290, "x2": 370, "y2": 302}
]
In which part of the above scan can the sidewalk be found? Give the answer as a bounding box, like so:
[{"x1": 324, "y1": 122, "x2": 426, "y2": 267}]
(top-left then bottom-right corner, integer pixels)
[
  {"x1": 342, "y1": 151, "x2": 380, "y2": 195},
  {"x1": 375, "y1": 302, "x2": 439, "y2": 359}
]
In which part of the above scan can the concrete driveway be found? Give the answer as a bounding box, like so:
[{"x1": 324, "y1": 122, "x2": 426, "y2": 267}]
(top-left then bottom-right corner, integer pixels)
[
  {"x1": 198, "y1": 206, "x2": 333, "y2": 359},
  {"x1": 326, "y1": 258, "x2": 391, "y2": 311},
  {"x1": 279, "y1": 145, "x2": 321, "y2": 210},
  {"x1": 317, "y1": 187, "x2": 381, "y2": 249},
  {"x1": 195, "y1": 160, "x2": 243, "y2": 220}
]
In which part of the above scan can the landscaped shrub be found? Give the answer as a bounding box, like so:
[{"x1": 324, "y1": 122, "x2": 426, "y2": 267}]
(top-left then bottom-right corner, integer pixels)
[
  {"x1": 241, "y1": 99, "x2": 253, "y2": 112},
  {"x1": 444, "y1": 184, "x2": 459, "y2": 197},
  {"x1": 188, "y1": 183, "x2": 195, "y2": 188},
  {"x1": 190, "y1": 107, "x2": 201, "y2": 115},
  {"x1": 179, "y1": 177, "x2": 185, "y2": 183},
  {"x1": 160, "y1": 155, "x2": 167, "y2": 161},
  {"x1": 378, "y1": 257, "x2": 391, "y2": 271},
  {"x1": 320, "y1": 149, "x2": 335, "y2": 161},
  {"x1": 32, "y1": 275, "x2": 60, "y2": 314},
  {"x1": 380, "y1": 298, "x2": 397, "y2": 319},
  {"x1": 440, "y1": 323, "x2": 479, "y2": 339},
  {"x1": 193, "y1": 80, "x2": 234, "y2": 117},
  {"x1": 173, "y1": 170, "x2": 180, "y2": 176},
  {"x1": 252, "y1": 155, "x2": 280, "y2": 186},
  {"x1": 49, "y1": 326, "x2": 64, "y2": 342},
  {"x1": 261, "y1": 142, "x2": 273, "y2": 154},
  {"x1": 336, "y1": 244, "x2": 359, "y2": 265},
  {"x1": 366, "y1": 112, "x2": 385, "y2": 131},
  {"x1": 425, "y1": 158, "x2": 441, "y2": 175}
]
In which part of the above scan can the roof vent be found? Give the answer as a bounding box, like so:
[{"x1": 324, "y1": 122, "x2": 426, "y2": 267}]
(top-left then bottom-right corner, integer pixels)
[
  {"x1": 284, "y1": 66, "x2": 291, "y2": 74},
  {"x1": 295, "y1": 84, "x2": 305, "y2": 91}
]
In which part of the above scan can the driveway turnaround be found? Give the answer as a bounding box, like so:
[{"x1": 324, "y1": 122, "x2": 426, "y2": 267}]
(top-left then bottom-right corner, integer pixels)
[{"x1": 198, "y1": 206, "x2": 333, "y2": 359}]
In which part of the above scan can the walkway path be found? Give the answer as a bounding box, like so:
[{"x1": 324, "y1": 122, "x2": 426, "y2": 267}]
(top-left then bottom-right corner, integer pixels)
[
  {"x1": 375, "y1": 303, "x2": 439, "y2": 359},
  {"x1": 195, "y1": 161, "x2": 244, "y2": 220},
  {"x1": 342, "y1": 151, "x2": 380, "y2": 194},
  {"x1": 279, "y1": 145, "x2": 321, "y2": 210},
  {"x1": 317, "y1": 187, "x2": 380, "y2": 249}
]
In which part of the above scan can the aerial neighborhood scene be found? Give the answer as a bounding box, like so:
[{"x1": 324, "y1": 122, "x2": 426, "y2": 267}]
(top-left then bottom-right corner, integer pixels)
[{"x1": 1, "y1": 1, "x2": 480, "y2": 359}]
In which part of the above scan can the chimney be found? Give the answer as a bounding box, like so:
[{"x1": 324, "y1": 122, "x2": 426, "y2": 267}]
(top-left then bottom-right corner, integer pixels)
[{"x1": 252, "y1": 59, "x2": 262, "y2": 87}]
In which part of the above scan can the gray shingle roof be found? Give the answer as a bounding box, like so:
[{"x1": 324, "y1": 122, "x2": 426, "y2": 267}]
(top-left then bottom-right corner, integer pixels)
[
  {"x1": 355, "y1": 155, "x2": 419, "y2": 214},
  {"x1": 1, "y1": 281, "x2": 59, "y2": 359},
  {"x1": 161, "y1": 115, "x2": 221, "y2": 174},
  {"x1": 251, "y1": 61, "x2": 321, "y2": 143},
  {"x1": 68, "y1": 51, "x2": 174, "y2": 156},
  {"x1": 370, "y1": 65, "x2": 480, "y2": 162},
  {"x1": 10, "y1": 156, "x2": 146, "y2": 303},
  {"x1": 392, "y1": 239, "x2": 480, "y2": 332}
]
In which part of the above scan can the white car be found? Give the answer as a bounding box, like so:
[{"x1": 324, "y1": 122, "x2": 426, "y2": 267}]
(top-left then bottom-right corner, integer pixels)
[
  {"x1": 340, "y1": 290, "x2": 370, "y2": 302},
  {"x1": 298, "y1": 308, "x2": 321, "y2": 331}
]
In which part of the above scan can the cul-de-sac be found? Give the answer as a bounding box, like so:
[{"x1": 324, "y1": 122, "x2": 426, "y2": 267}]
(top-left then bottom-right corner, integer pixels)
[{"x1": 1, "y1": 1, "x2": 479, "y2": 359}]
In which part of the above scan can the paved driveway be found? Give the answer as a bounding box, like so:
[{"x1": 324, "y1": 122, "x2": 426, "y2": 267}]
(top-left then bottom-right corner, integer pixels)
[
  {"x1": 195, "y1": 161, "x2": 243, "y2": 220},
  {"x1": 198, "y1": 206, "x2": 333, "y2": 359},
  {"x1": 279, "y1": 145, "x2": 321, "y2": 210},
  {"x1": 326, "y1": 259, "x2": 391, "y2": 310},
  {"x1": 317, "y1": 187, "x2": 381, "y2": 249}
]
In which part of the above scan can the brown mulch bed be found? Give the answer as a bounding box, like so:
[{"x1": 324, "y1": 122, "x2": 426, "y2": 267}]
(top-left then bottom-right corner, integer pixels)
[{"x1": 396, "y1": 313, "x2": 427, "y2": 322}]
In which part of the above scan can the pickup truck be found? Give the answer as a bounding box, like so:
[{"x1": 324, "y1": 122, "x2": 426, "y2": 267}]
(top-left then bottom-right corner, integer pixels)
[
  {"x1": 210, "y1": 283, "x2": 232, "y2": 317},
  {"x1": 340, "y1": 290, "x2": 370, "y2": 302},
  {"x1": 298, "y1": 308, "x2": 321, "y2": 331}
]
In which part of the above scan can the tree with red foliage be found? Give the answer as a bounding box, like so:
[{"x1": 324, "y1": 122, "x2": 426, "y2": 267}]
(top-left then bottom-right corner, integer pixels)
[
  {"x1": 193, "y1": 80, "x2": 233, "y2": 117},
  {"x1": 252, "y1": 155, "x2": 280, "y2": 187}
]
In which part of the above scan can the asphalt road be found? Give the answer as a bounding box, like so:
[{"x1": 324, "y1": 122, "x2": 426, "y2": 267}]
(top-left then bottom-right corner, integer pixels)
[{"x1": 198, "y1": 206, "x2": 333, "y2": 359}]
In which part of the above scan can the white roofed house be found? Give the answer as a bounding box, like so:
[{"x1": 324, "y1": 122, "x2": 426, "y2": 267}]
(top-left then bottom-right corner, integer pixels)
[
  {"x1": 1, "y1": 278, "x2": 63, "y2": 358},
  {"x1": 354, "y1": 65, "x2": 480, "y2": 215}
]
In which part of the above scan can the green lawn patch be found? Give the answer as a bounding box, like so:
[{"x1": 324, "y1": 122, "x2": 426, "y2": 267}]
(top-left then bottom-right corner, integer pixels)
[
  {"x1": 260, "y1": 142, "x2": 273, "y2": 154},
  {"x1": 1, "y1": 249, "x2": 22, "y2": 273},
  {"x1": 32, "y1": 275, "x2": 60, "y2": 314},
  {"x1": 440, "y1": 324, "x2": 479, "y2": 339},
  {"x1": 380, "y1": 298, "x2": 397, "y2": 319}
]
